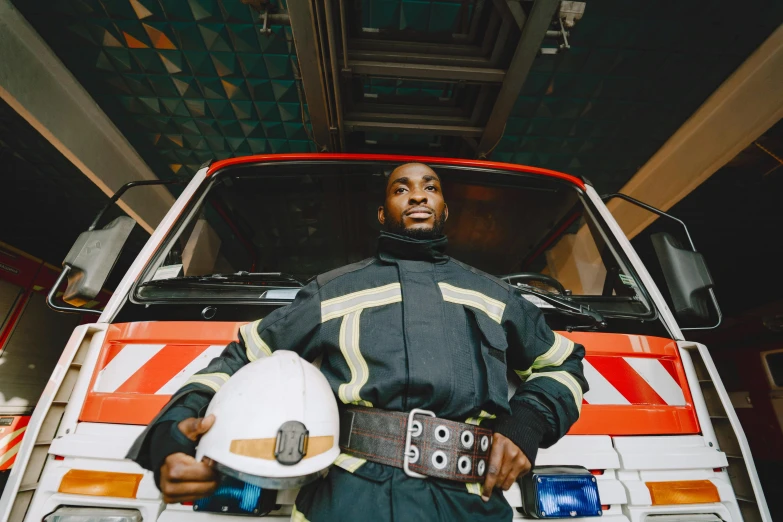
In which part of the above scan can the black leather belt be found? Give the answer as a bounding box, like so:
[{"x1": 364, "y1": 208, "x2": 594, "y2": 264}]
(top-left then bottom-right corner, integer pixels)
[{"x1": 338, "y1": 406, "x2": 493, "y2": 483}]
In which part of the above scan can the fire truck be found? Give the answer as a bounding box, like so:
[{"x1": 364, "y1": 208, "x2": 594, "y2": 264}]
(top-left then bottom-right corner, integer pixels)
[
  {"x1": 0, "y1": 154, "x2": 772, "y2": 521},
  {"x1": 0, "y1": 243, "x2": 109, "y2": 495}
]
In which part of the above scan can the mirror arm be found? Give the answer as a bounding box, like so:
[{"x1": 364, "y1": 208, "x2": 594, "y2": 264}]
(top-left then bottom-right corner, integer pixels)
[
  {"x1": 46, "y1": 265, "x2": 101, "y2": 315},
  {"x1": 601, "y1": 193, "x2": 697, "y2": 250},
  {"x1": 89, "y1": 179, "x2": 179, "y2": 231},
  {"x1": 602, "y1": 193, "x2": 722, "y2": 331}
]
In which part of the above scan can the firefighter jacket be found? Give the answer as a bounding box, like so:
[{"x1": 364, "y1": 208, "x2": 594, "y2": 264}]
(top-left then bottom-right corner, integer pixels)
[{"x1": 128, "y1": 231, "x2": 588, "y2": 479}]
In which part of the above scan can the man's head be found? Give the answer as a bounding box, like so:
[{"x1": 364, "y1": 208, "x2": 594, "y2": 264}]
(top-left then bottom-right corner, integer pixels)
[{"x1": 378, "y1": 163, "x2": 448, "y2": 240}]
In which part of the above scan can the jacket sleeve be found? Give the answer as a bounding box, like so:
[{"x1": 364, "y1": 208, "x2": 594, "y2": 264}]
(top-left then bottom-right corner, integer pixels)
[
  {"x1": 493, "y1": 289, "x2": 588, "y2": 465},
  {"x1": 126, "y1": 280, "x2": 324, "y2": 474}
]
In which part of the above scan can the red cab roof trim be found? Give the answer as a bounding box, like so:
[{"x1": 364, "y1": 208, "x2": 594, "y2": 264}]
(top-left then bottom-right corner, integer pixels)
[{"x1": 206, "y1": 153, "x2": 585, "y2": 190}]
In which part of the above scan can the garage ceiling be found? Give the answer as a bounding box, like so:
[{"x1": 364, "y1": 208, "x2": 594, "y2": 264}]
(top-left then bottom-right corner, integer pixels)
[{"x1": 10, "y1": 0, "x2": 783, "y2": 194}]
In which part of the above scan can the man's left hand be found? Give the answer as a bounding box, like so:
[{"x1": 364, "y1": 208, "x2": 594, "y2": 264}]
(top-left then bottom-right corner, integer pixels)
[{"x1": 482, "y1": 433, "x2": 532, "y2": 502}]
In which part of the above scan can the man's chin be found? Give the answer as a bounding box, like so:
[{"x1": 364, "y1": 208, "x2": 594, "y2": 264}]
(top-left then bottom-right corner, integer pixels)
[{"x1": 399, "y1": 226, "x2": 439, "y2": 240}]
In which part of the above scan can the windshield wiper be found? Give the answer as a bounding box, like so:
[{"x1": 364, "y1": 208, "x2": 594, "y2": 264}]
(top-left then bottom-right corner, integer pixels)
[
  {"x1": 139, "y1": 271, "x2": 304, "y2": 288},
  {"x1": 512, "y1": 284, "x2": 606, "y2": 331}
]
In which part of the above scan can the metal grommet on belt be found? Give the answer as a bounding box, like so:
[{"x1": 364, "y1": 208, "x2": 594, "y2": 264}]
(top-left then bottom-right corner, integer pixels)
[
  {"x1": 457, "y1": 456, "x2": 472, "y2": 474},
  {"x1": 410, "y1": 420, "x2": 423, "y2": 438},
  {"x1": 407, "y1": 445, "x2": 420, "y2": 464},
  {"x1": 480, "y1": 435, "x2": 490, "y2": 452},
  {"x1": 460, "y1": 430, "x2": 474, "y2": 449},
  {"x1": 434, "y1": 425, "x2": 450, "y2": 443},
  {"x1": 431, "y1": 450, "x2": 448, "y2": 470},
  {"x1": 477, "y1": 459, "x2": 486, "y2": 477}
]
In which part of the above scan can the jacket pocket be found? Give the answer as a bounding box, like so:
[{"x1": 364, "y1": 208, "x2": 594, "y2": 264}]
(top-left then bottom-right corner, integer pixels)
[{"x1": 464, "y1": 306, "x2": 509, "y2": 408}]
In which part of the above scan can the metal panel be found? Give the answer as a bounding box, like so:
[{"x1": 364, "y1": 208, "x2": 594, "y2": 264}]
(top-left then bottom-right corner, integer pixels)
[
  {"x1": 344, "y1": 120, "x2": 483, "y2": 137},
  {"x1": 0, "y1": 280, "x2": 22, "y2": 336},
  {"x1": 0, "y1": 293, "x2": 81, "y2": 415},
  {"x1": 288, "y1": 0, "x2": 333, "y2": 150},
  {"x1": 347, "y1": 60, "x2": 505, "y2": 83},
  {"x1": 478, "y1": 0, "x2": 561, "y2": 157}
]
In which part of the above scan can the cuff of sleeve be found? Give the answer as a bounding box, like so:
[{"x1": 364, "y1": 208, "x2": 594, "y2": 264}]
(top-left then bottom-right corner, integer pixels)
[
  {"x1": 149, "y1": 421, "x2": 198, "y2": 488},
  {"x1": 492, "y1": 406, "x2": 548, "y2": 466}
]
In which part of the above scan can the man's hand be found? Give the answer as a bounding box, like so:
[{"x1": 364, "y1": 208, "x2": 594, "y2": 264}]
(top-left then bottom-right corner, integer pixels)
[
  {"x1": 482, "y1": 433, "x2": 532, "y2": 502},
  {"x1": 159, "y1": 415, "x2": 219, "y2": 504}
]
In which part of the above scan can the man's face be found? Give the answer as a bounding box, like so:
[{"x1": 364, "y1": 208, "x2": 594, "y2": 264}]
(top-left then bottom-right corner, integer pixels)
[{"x1": 378, "y1": 163, "x2": 448, "y2": 239}]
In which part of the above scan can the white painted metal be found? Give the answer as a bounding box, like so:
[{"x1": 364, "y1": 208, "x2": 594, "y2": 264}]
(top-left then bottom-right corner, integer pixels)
[
  {"x1": 0, "y1": 0, "x2": 175, "y2": 234},
  {"x1": 677, "y1": 346, "x2": 720, "y2": 448},
  {"x1": 0, "y1": 324, "x2": 98, "y2": 520},
  {"x1": 98, "y1": 167, "x2": 208, "y2": 323},
  {"x1": 624, "y1": 504, "x2": 734, "y2": 522},
  {"x1": 613, "y1": 435, "x2": 727, "y2": 470},
  {"x1": 583, "y1": 185, "x2": 684, "y2": 340},
  {"x1": 683, "y1": 341, "x2": 772, "y2": 521},
  {"x1": 49, "y1": 423, "x2": 144, "y2": 461},
  {"x1": 537, "y1": 435, "x2": 621, "y2": 470},
  {"x1": 53, "y1": 327, "x2": 108, "y2": 443}
]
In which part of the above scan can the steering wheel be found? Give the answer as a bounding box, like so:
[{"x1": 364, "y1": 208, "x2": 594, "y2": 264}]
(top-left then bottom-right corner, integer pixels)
[{"x1": 501, "y1": 273, "x2": 567, "y2": 295}]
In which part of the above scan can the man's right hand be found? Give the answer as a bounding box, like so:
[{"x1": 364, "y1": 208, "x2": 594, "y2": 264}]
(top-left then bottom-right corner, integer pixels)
[{"x1": 159, "y1": 415, "x2": 219, "y2": 504}]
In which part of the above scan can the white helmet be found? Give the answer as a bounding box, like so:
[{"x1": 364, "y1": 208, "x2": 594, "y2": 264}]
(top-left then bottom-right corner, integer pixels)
[{"x1": 196, "y1": 350, "x2": 340, "y2": 489}]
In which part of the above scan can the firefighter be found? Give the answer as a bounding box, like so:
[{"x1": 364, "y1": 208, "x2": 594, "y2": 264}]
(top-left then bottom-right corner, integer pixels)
[{"x1": 128, "y1": 162, "x2": 588, "y2": 521}]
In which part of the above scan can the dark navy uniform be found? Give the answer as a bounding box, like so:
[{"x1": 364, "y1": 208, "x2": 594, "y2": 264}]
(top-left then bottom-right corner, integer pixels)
[{"x1": 128, "y1": 232, "x2": 588, "y2": 521}]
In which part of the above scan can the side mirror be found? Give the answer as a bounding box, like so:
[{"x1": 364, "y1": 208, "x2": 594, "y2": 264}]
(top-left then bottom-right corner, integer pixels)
[
  {"x1": 61, "y1": 216, "x2": 136, "y2": 306},
  {"x1": 651, "y1": 232, "x2": 715, "y2": 324},
  {"x1": 601, "y1": 193, "x2": 721, "y2": 330},
  {"x1": 46, "y1": 179, "x2": 178, "y2": 315}
]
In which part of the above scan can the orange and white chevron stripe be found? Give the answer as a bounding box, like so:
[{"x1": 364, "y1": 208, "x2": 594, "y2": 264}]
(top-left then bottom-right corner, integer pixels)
[
  {"x1": 0, "y1": 416, "x2": 30, "y2": 471},
  {"x1": 79, "y1": 323, "x2": 699, "y2": 436}
]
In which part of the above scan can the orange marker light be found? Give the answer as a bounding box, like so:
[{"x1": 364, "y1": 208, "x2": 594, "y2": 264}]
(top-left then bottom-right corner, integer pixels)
[
  {"x1": 646, "y1": 480, "x2": 720, "y2": 505},
  {"x1": 58, "y1": 470, "x2": 143, "y2": 499}
]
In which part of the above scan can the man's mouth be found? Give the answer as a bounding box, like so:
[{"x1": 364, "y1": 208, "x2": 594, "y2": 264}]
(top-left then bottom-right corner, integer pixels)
[{"x1": 405, "y1": 207, "x2": 434, "y2": 219}]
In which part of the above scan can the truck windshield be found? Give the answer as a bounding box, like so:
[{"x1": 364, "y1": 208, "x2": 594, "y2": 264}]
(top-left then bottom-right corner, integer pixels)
[{"x1": 133, "y1": 161, "x2": 653, "y2": 321}]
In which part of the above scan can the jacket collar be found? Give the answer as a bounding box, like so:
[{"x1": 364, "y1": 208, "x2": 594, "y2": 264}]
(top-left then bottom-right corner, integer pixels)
[{"x1": 376, "y1": 231, "x2": 449, "y2": 263}]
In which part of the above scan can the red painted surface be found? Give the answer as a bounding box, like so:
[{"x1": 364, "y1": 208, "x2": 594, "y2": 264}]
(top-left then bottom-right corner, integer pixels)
[
  {"x1": 205, "y1": 153, "x2": 587, "y2": 190},
  {"x1": 80, "y1": 324, "x2": 699, "y2": 435},
  {"x1": 0, "y1": 416, "x2": 31, "y2": 471}
]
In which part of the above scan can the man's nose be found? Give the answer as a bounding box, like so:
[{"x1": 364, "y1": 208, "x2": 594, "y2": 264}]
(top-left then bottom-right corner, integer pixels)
[{"x1": 408, "y1": 188, "x2": 428, "y2": 203}]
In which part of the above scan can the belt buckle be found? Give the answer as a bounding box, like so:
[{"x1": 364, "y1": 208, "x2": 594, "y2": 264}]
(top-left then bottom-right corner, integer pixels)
[{"x1": 403, "y1": 408, "x2": 435, "y2": 479}]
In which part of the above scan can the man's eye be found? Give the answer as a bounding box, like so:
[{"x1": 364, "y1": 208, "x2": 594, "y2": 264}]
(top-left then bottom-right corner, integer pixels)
[
  {"x1": 426, "y1": 186, "x2": 436, "y2": 191},
  {"x1": 395, "y1": 187, "x2": 406, "y2": 194}
]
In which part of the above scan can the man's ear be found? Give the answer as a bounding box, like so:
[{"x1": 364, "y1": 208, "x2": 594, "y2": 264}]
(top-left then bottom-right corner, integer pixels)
[
  {"x1": 378, "y1": 206, "x2": 386, "y2": 225},
  {"x1": 444, "y1": 204, "x2": 449, "y2": 222}
]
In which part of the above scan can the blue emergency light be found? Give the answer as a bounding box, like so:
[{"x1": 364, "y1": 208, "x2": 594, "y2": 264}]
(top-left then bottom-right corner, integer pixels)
[
  {"x1": 193, "y1": 475, "x2": 277, "y2": 515},
  {"x1": 518, "y1": 466, "x2": 602, "y2": 518}
]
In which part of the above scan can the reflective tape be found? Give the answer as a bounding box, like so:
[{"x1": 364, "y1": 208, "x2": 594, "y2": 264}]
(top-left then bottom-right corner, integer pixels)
[
  {"x1": 528, "y1": 371, "x2": 583, "y2": 412},
  {"x1": 291, "y1": 505, "x2": 310, "y2": 522},
  {"x1": 240, "y1": 320, "x2": 273, "y2": 362},
  {"x1": 183, "y1": 372, "x2": 230, "y2": 393},
  {"x1": 338, "y1": 310, "x2": 372, "y2": 407},
  {"x1": 466, "y1": 410, "x2": 496, "y2": 426},
  {"x1": 321, "y1": 283, "x2": 402, "y2": 322},
  {"x1": 333, "y1": 452, "x2": 367, "y2": 473},
  {"x1": 438, "y1": 283, "x2": 506, "y2": 324},
  {"x1": 514, "y1": 332, "x2": 575, "y2": 381},
  {"x1": 466, "y1": 483, "x2": 484, "y2": 496}
]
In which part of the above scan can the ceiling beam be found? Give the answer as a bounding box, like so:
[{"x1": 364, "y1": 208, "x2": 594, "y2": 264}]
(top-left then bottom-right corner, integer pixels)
[
  {"x1": 287, "y1": 0, "x2": 333, "y2": 151},
  {"x1": 0, "y1": 0, "x2": 173, "y2": 234},
  {"x1": 344, "y1": 120, "x2": 484, "y2": 137},
  {"x1": 609, "y1": 22, "x2": 783, "y2": 240},
  {"x1": 477, "y1": 0, "x2": 559, "y2": 157},
  {"x1": 347, "y1": 60, "x2": 506, "y2": 83}
]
